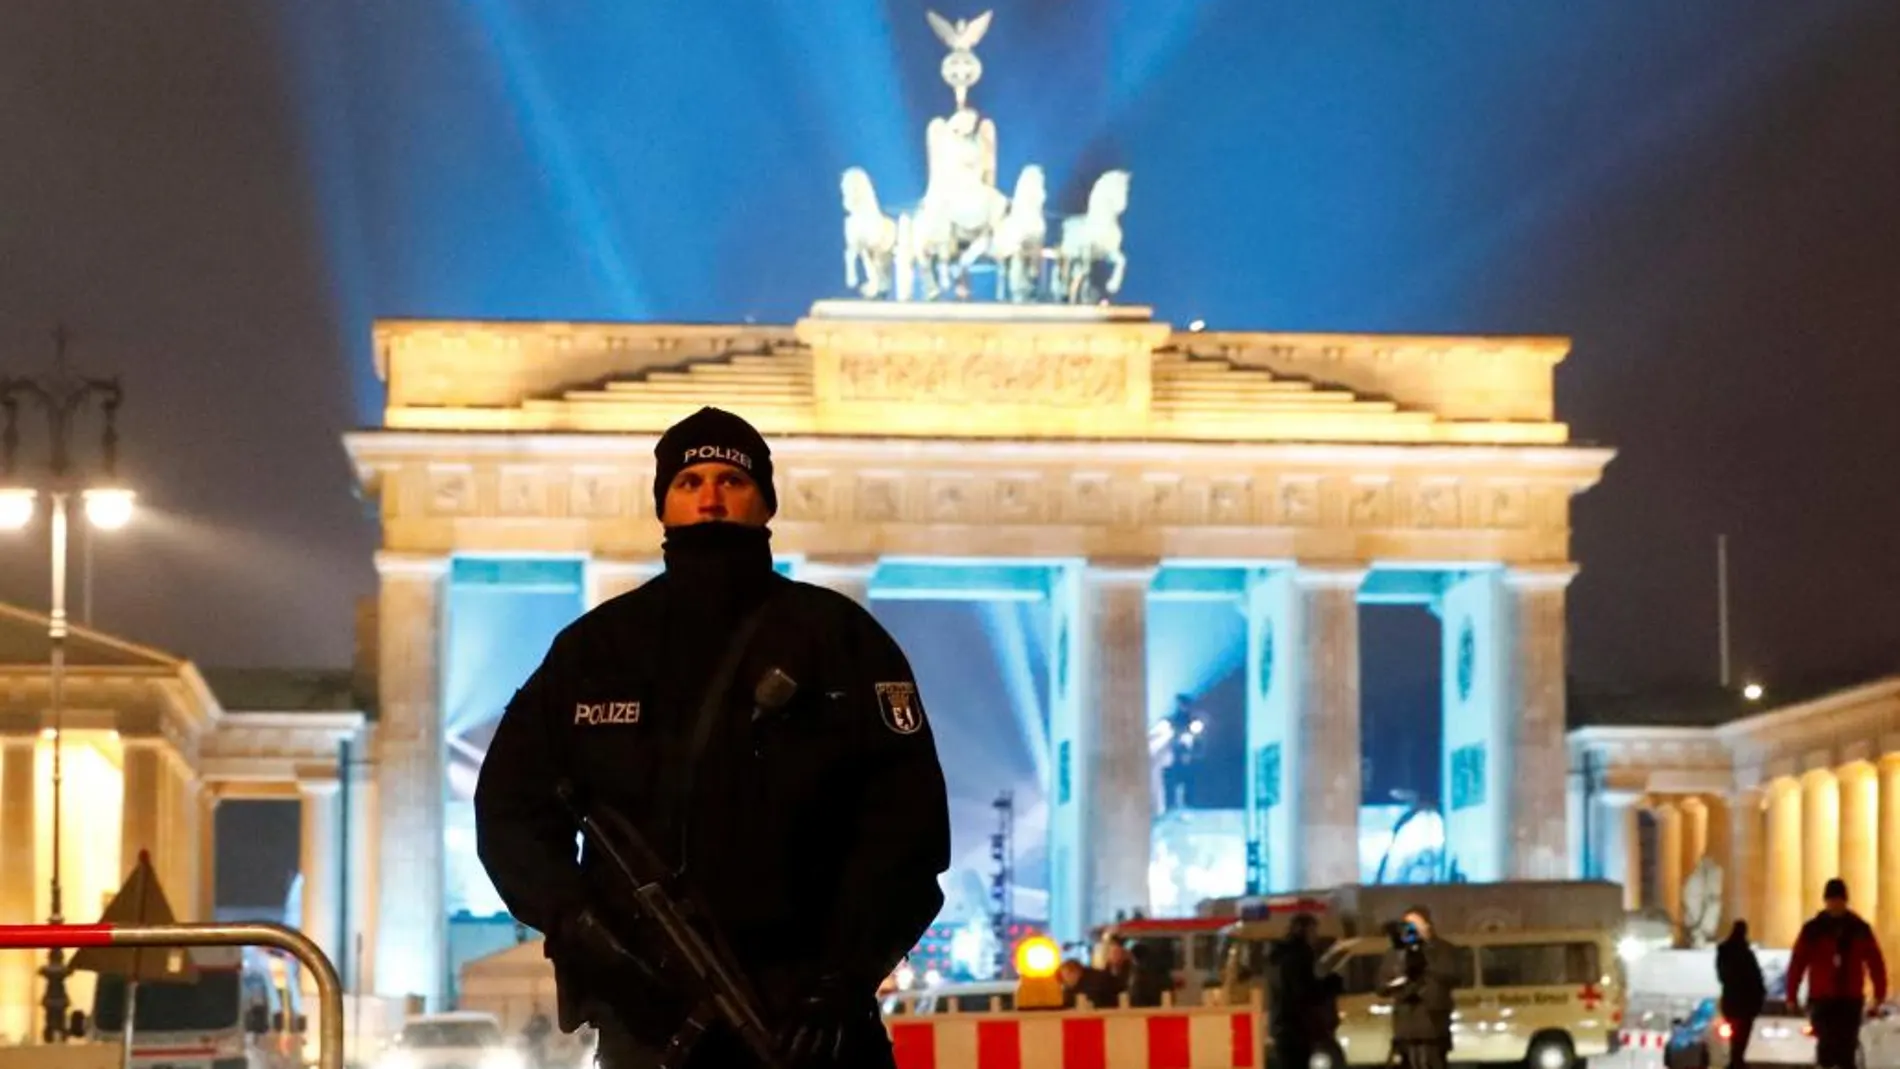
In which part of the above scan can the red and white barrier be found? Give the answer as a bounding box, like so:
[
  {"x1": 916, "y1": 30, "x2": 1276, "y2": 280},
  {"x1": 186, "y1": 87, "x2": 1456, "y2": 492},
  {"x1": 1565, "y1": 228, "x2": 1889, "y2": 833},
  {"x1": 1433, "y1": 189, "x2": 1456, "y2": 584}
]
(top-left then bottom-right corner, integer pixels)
[
  {"x1": 886, "y1": 1006, "x2": 1257, "y2": 1069},
  {"x1": 1619, "y1": 1029, "x2": 1669, "y2": 1050}
]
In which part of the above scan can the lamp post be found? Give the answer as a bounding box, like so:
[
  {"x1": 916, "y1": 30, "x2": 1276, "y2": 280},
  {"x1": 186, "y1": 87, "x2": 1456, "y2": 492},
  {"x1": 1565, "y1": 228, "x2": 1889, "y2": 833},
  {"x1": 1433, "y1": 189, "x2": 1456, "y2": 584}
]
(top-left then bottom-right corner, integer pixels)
[{"x1": 1, "y1": 328, "x2": 134, "y2": 1044}]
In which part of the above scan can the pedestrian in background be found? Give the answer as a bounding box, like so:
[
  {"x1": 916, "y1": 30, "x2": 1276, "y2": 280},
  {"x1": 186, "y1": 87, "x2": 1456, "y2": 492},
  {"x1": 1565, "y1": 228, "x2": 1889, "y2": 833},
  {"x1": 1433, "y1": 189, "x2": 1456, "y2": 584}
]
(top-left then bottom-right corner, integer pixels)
[
  {"x1": 1715, "y1": 920, "x2": 1765, "y2": 1069},
  {"x1": 1787, "y1": 879, "x2": 1888, "y2": 1069}
]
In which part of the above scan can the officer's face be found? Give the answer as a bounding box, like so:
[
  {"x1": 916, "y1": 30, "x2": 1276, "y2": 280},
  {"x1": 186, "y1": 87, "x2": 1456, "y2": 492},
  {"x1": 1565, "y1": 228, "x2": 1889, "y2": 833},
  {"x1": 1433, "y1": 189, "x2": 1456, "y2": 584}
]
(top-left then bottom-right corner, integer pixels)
[{"x1": 662, "y1": 462, "x2": 771, "y2": 527}]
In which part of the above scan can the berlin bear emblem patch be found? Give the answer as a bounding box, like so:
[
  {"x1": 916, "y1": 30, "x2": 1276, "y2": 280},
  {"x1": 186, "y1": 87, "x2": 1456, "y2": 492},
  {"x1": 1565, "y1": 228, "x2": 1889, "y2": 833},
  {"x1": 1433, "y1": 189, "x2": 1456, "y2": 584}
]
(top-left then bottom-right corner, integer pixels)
[{"x1": 875, "y1": 682, "x2": 925, "y2": 735}]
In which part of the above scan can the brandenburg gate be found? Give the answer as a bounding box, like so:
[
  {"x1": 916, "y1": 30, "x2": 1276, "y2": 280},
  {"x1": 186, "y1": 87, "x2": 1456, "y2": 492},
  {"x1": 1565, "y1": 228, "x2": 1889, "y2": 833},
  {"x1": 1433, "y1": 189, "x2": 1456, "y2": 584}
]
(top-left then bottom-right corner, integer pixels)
[{"x1": 343, "y1": 301, "x2": 1614, "y2": 1002}]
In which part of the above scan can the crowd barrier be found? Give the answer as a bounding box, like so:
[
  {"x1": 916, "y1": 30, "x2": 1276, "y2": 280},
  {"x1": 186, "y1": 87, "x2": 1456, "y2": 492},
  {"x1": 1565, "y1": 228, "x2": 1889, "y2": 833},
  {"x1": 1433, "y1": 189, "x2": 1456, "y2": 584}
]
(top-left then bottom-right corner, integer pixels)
[
  {"x1": 1619, "y1": 1028, "x2": 1669, "y2": 1051},
  {"x1": 0, "y1": 922, "x2": 343, "y2": 1069},
  {"x1": 887, "y1": 1004, "x2": 1258, "y2": 1069}
]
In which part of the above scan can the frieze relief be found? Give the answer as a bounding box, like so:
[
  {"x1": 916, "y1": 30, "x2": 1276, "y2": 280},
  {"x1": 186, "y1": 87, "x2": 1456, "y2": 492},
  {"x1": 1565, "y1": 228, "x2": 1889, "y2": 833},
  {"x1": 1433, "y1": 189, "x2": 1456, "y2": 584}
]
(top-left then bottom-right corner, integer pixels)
[
  {"x1": 1139, "y1": 475, "x2": 1186, "y2": 525},
  {"x1": 1066, "y1": 475, "x2": 1114, "y2": 524},
  {"x1": 1415, "y1": 480, "x2": 1462, "y2": 528},
  {"x1": 427, "y1": 466, "x2": 474, "y2": 516},
  {"x1": 855, "y1": 475, "x2": 904, "y2": 523},
  {"x1": 498, "y1": 466, "x2": 546, "y2": 516},
  {"x1": 570, "y1": 468, "x2": 631, "y2": 519},
  {"x1": 1348, "y1": 479, "x2": 1393, "y2": 527},
  {"x1": 835, "y1": 350, "x2": 1129, "y2": 406},
  {"x1": 1208, "y1": 479, "x2": 1251, "y2": 525},
  {"x1": 781, "y1": 471, "x2": 835, "y2": 522},
  {"x1": 992, "y1": 476, "x2": 1045, "y2": 522},
  {"x1": 1277, "y1": 477, "x2": 1322, "y2": 526},
  {"x1": 1486, "y1": 483, "x2": 1530, "y2": 528},
  {"x1": 927, "y1": 477, "x2": 976, "y2": 523}
]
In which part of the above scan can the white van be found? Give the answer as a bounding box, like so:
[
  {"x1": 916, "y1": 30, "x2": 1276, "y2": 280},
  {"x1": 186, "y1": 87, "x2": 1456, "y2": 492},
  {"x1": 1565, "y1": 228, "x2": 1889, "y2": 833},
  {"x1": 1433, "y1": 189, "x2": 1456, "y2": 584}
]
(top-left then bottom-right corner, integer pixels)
[
  {"x1": 1318, "y1": 928, "x2": 1625, "y2": 1069},
  {"x1": 75, "y1": 946, "x2": 307, "y2": 1069}
]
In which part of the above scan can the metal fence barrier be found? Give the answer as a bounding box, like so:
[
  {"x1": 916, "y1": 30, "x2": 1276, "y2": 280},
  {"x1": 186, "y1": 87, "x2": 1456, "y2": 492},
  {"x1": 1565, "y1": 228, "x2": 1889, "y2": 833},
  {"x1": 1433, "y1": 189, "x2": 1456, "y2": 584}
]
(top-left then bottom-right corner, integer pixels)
[{"x1": 0, "y1": 922, "x2": 343, "y2": 1069}]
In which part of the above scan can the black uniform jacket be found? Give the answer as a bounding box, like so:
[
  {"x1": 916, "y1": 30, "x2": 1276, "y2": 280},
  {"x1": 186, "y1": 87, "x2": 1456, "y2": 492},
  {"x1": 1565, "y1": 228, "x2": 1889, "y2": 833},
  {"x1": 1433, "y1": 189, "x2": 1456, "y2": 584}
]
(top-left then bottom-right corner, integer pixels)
[{"x1": 473, "y1": 569, "x2": 951, "y2": 1029}]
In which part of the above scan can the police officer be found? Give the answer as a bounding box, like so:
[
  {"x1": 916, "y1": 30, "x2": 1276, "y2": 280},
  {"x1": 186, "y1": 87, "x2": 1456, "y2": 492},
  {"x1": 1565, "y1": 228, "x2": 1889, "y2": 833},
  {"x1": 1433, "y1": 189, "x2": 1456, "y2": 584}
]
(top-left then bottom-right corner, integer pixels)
[{"x1": 473, "y1": 406, "x2": 952, "y2": 1069}]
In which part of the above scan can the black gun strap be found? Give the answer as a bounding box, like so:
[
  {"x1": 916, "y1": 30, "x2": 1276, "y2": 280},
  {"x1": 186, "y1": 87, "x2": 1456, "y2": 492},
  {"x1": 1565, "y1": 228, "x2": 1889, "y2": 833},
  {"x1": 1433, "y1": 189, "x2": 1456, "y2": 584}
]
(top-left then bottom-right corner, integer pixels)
[{"x1": 671, "y1": 579, "x2": 783, "y2": 872}]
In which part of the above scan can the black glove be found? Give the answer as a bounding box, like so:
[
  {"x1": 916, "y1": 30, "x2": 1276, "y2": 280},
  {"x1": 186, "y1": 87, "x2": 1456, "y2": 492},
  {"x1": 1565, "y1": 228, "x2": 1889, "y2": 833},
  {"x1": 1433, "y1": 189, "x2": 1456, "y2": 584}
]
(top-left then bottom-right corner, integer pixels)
[{"x1": 777, "y1": 975, "x2": 870, "y2": 1067}]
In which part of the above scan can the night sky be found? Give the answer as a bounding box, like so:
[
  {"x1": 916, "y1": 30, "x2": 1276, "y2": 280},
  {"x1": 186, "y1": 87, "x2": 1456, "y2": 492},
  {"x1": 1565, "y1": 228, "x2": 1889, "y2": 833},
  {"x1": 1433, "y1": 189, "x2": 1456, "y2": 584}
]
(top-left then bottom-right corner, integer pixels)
[{"x1": 2, "y1": 3, "x2": 1896, "y2": 692}]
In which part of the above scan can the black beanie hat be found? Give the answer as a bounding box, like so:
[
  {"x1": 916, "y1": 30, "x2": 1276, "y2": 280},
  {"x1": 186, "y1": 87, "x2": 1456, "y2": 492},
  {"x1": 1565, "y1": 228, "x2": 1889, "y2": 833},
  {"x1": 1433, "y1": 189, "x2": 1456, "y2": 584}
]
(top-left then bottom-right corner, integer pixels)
[
  {"x1": 652, "y1": 406, "x2": 777, "y2": 516},
  {"x1": 1824, "y1": 878, "x2": 1849, "y2": 902}
]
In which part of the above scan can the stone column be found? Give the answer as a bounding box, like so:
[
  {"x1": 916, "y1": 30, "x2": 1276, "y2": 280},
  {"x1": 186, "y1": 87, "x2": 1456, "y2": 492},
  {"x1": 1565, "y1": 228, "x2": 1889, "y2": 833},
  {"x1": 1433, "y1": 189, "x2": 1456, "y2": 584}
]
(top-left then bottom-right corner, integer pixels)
[
  {"x1": 1243, "y1": 570, "x2": 1295, "y2": 892},
  {"x1": 1837, "y1": 762, "x2": 1878, "y2": 923},
  {"x1": 152, "y1": 751, "x2": 180, "y2": 915},
  {"x1": 298, "y1": 777, "x2": 342, "y2": 994},
  {"x1": 1292, "y1": 565, "x2": 1366, "y2": 889},
  {"x1": 119, "y1": 740, "x2": 161, "y2": 883},
  {"x1": 1567, "y1": 771, "x2": 1586, "y2": 880},
  {"x1": 371, "y1": 552, "x2": 449, "y2": 1006},
  {"x1": 1593, "y1": 790, "x2": 1641, "y2": 907},
  {"x1": 198, "y1": 789, "x2": 222, "y2": 924},
  {"x1": 586, "y1": 558, "x2": 661, "y2": 609},
  {"x1": 1625, "y1": 801, "x2": 1647, "y2": 911},
  {"x1": 1880, "y1": 755, "x2": 1900, "y2": 994},
  {"x1": 1763, "y1": 778, "x2": 1803, "y2": 947},
  {"x1": 1800, "y1": 768, "x2": 1840, "y2": 918},
  {"x1": 345, "y1": 746, "x2": 380, "y2": 995},
  {"x1": 0, "y1": 737, "x2": 38, "y2": 1044},
  {"x1": 799, "y1": 557, "x2": 876, "y2": 605},
  {"x1": 1726, "y1": 788, "x2": 1764, "y2": 931},
  {"x1": 1438, "y1": 570, "x2": 1506, "y2": 881},
  {"x1": 170, "y1": 756, "x2": 205, "y2": 921},
  {"x1": 1681, "y1": 797, "x2": 1709, "y2": 871},
  {"x1": 1656, "y1": 801, "x2": 1685, "y2": 934},
  {"x1": 1703, "y1": 793, "x2": 1731, "y2": 882},
  {"x1": 1045, "y1": 568, "x2": 1083, "y2": 942},
  {"x1": 1078, "y1": 563, "x2": 1154, "y2": 925},
  {"x1": 1502, "y1": 566, "x2": 1576, "y2": 880}
]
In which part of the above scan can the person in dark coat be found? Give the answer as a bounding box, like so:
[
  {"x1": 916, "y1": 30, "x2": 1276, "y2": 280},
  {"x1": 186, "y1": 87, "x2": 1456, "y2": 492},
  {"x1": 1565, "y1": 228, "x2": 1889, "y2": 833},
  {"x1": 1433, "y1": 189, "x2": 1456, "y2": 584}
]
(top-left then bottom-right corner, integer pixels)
[
  {"x1": 473, "y1": 407, "x2": 953, "y2": 1069},
  {"x1": 1267, "y1": 913, "x2": 1343, "y2": 1069},
  {"x1": 1787, "y1": 879, "x2": 1890, "y2": 1069},
  {"x1": 1714, "y1": 921, "x2": 1766, "y2": 1069},
  {"x1": 1057, "y1": 959, "x2": 1126, "y2": 1009},
  {"x1": 1379, "y1": 907, "x2": 1460, "y2": 1069}
]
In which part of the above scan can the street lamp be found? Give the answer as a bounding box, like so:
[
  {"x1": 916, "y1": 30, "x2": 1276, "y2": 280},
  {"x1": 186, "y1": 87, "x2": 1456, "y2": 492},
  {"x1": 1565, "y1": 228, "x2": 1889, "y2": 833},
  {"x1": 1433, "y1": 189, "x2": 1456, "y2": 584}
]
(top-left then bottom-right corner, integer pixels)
[{"x1": 1, "y1": 328, "x2": 134, "y2": 1044}]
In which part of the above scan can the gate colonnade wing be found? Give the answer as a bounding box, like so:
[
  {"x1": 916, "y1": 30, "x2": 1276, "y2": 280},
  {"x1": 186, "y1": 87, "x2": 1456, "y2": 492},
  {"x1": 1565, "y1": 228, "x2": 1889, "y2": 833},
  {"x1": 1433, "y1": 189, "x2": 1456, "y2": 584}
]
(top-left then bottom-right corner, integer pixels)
[{"x1": 1572, "y1": 677, "x2": 1900, "y2": 990}]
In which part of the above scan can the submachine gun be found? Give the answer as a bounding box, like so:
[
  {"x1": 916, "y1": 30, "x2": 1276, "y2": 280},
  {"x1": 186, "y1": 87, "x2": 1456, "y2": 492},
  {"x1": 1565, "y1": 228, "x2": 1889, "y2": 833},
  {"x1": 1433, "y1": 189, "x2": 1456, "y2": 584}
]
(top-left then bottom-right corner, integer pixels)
[{"x1": 555, "y1": 780, "x2": 786, "y2": 1069}]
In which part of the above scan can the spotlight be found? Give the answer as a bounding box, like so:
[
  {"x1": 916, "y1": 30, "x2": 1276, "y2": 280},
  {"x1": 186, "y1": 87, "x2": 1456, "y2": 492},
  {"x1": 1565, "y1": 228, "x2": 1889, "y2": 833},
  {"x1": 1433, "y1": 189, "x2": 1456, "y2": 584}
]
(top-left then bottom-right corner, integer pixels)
[{"x1": 0, "y1": 488, "x2": 35, "y2": 530}]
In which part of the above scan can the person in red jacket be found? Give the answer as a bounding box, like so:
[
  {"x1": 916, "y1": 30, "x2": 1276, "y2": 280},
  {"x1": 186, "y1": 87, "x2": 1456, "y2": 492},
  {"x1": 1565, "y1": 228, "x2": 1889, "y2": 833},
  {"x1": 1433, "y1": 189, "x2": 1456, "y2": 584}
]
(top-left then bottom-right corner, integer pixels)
[{"x1": 1786, "y1": 878, "x2": 1889, "y2": 1069}]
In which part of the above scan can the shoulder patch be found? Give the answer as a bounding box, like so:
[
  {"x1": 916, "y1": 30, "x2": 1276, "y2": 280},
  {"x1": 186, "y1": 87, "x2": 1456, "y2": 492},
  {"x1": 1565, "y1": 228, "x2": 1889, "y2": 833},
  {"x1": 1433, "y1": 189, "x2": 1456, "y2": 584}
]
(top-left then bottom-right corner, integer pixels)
[{"x1": 874, "y1": 681, "x2": 926, "y2": 735}]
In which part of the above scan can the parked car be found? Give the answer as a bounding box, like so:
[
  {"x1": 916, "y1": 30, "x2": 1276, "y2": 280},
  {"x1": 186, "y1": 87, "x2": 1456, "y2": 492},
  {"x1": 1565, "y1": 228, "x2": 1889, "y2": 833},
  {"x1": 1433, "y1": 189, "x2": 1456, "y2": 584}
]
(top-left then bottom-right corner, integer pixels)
[{"x1": 1663, "y1": 996, "x2": 1888, "y2": 1069}]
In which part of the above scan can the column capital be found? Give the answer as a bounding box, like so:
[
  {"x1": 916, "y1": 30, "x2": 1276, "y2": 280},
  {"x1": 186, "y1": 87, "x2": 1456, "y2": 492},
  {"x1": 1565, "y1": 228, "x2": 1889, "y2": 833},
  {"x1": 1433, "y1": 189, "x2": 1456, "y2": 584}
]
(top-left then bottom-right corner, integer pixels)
[
  {"x1": 1292, "y1": 562, "x2": 1369, "y2": 589},
  {"x1": 1800, "y1": 751, "x2": 1837, "y2": 777},
  {"x1": 1504, "y1": 563, "x2": 1579, "y2": 591},
  {"x1": 1878, "y1": 743, "x2": 1900, "y2": 770},
  {"x1": 1594, "y1": 788, "x2": 1646, "y2": 809},
  {"x1": 1838, "y1": 747, "x2": 1879, "y2": 772},
  {"x1": 1083, "y1": 558, "x2": 1159, "y2": 585},
  {"x1": 799, "y1": 556, "x2": 879, "y2": 584},
  {"x1": 374, "y1": 552, "x2": 450, "y2": 581},
  {"x1": 295, "y1": 774, "x2": 341, "y2": 798},
  {"x1": 588, "y1": 556, "x2": 661, "y2": 577}
]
